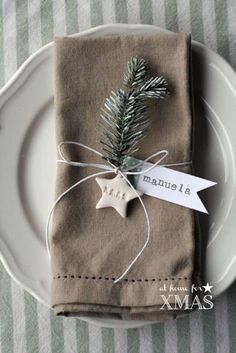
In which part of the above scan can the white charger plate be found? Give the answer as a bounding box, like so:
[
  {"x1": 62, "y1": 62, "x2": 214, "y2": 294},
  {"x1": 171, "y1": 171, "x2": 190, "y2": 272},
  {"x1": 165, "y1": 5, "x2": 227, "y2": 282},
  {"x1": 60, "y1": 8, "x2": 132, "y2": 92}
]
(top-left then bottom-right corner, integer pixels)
[{"x1": 0, "y1": 24, "x2": 236, "y2": 329}]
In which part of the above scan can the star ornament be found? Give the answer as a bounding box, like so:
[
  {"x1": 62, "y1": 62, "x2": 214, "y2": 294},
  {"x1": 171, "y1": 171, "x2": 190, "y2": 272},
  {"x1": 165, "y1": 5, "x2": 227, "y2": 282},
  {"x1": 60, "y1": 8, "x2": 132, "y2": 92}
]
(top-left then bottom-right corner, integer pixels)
[
  {"x1": 202, "y1": 282, "x2": 213, "y2": 293},
  {"x1": 95, "y1": 175, "x2": 142, "y2": 218}
]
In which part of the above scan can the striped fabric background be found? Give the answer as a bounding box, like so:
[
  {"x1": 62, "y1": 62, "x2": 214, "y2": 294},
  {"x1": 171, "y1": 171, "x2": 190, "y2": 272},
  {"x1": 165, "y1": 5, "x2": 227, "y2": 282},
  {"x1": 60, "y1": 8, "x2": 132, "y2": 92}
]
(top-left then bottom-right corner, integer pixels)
[{"x1": 0, "y1": 0, "x2": 236, "y2": 352}]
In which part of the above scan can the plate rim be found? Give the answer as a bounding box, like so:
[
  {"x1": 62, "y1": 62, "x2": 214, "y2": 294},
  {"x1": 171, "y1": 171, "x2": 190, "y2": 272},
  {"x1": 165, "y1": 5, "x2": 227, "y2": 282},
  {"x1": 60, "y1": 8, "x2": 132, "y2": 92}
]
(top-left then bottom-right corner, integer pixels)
[{"x1": 1, "y1": 23, "x2": 236, "y2": 105}]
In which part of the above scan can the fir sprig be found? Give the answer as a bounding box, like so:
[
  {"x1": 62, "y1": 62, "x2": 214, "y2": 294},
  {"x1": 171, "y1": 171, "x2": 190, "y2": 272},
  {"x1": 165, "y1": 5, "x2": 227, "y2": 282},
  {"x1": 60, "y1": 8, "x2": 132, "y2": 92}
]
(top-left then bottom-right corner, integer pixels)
[
  {"x1": 100, "y1": 56, "x2": 169, "y2": 168},
  {"x1": 124, "y1": 57, "x2": 147, "y2": 89}
]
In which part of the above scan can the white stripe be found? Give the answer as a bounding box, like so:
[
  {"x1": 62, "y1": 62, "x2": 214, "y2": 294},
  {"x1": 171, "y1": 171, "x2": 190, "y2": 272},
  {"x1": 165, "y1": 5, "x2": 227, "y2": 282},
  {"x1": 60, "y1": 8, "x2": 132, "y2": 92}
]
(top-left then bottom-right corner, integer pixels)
[
  {"x1": 189, "y1": 310, "x2": 204, "y2": 353},
  {"x1": 215, "y1": 294, "x2": 230, "y2": 353},
  {"x1": 28, "y1": 0, "x2": 42, "y2": 54},
  {"x1": 127, "y1": 0, "x2": 140, "y2": 24},
  {"x1": 102, "y1": 0, "x2": 116, "y2": 24},
  {"x1": 52, "y1": 0, "x2": 66, "y2": 36},
  {"x1": 139, "y1": 325, "x2": 152, "y2": 353},
  {"x1": 77, "y1": 0, "x2": 91, "y2": 32},
  {"x1": 11, "y1": 282, "x2": 27, "y2": 353},
  {"x1": 202, "y1": 0, "x2": 217, "y2": 51},
  {"x1": 37, "y1": 301, "x2": 51, "y2": 353},
  {"x1": 227, "y1": 0, "x2": 236, "y2": 69},
  {"x1": 164, "y1": 320, "x2": 177, "y2": 353},
  {"x1": 176, "y1": 0, "x2": 191, "y2": 32},
  {"x1": 2, "y1": 0, "x2": 17, "y2": 80},
  {"x1": 151, "y1": 0, "x2": 166, "y2": 29},
  {"x1": 88, "y1": 324, "x2": 102, "y2": 353},
  {"x1": 63, "y1": 318, "x2": 77, "y2": 353},
  {"x1": 114, "y1": 328, "x2": 127, "y2": 353}
]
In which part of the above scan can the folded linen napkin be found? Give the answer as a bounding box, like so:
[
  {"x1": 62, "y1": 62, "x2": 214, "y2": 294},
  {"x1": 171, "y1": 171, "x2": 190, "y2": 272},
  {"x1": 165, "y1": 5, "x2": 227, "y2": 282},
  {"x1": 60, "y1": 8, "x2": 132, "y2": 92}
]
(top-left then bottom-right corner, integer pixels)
[{"x1": 50, "y1": 32, "x2": 202, "y2": 320}]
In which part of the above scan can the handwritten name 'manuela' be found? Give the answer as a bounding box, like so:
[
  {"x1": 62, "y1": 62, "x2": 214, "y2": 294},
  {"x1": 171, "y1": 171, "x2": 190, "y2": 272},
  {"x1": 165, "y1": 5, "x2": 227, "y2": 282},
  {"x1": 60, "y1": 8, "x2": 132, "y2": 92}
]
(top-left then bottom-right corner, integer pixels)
[{"x1": 142, "y1": 175, "x2": 191, "y2": 195}]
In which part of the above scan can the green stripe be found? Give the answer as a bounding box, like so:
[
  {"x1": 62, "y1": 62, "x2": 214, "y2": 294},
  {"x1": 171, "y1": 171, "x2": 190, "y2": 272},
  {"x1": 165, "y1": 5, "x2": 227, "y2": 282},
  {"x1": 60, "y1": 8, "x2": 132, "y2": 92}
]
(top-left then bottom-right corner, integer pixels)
[
  {"x1": 15, "y1": 0, "x2": 29, "y2": 68},
  {"x1": 102, "y1": 328, "x2": 115, "y2": 353},
  {"x1": 214, "y1": 0, "x2": 230, "y2": 61},
  {"x1": 65, "y1": 0, "x2": 78, "y2": 35},
  {"x1": 76, "y1": 320, "x2": 89, "y2": 353},
  {"x1": 24, "y1": 292, "x2": 39, "y2": 353},
  {"x1": 127, "y1": 328, "x2": 139, "y2": 353},
  {"x1": 50, "y1": 311, "x2": 64, "y2": 353},
  {"x1": 227, "y1": 280, "x2": 236, "y2": 353},
  {"x1": 177, "y1": 316, "x2": 191, "y2": 353},
  {"x1": 0, "y1": 264, "x2": 14, "y2": 353},
  {"x1": 0, "y1": 0, "x2": 4, "y2": 87},
  {"x1": 152, "y1": 323, "x2": 165, "y2": 353},
  {"x1": 90, "y1": 0, "x2": 103, "y2": 27},
  {"x1": 139, "y1": 0, "x2": 153, "y2": 24},
  {"x1": 189, "y1": 0, "x2": 204, "y2": 43},
  {"x1": 40, "y1": 0, "x2": 54, "y2": 45},
  {"x1": 202, "y1": 306, "x2": 216, "y2": 353},
  {"x1": 165, "y1": 0, "x2": 178, "y2": 32},
  {"x1": 115, "y1": 0, "x2": 128, "y2": 23}
]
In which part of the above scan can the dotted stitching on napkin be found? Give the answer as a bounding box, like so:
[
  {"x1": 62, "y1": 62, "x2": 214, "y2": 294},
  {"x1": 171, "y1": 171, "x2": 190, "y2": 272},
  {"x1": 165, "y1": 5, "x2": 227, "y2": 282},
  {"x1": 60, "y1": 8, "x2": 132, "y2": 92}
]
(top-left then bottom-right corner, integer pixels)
[{"x1": 53, "y1": 275, "x2": 192, "y2": 283}]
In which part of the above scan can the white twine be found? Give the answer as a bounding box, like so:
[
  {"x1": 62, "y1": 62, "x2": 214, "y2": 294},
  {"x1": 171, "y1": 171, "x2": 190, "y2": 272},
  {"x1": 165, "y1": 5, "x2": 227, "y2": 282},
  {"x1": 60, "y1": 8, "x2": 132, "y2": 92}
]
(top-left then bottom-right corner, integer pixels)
[{"x1": 46, "y1": 141, "x2": 192, "y2": 283}]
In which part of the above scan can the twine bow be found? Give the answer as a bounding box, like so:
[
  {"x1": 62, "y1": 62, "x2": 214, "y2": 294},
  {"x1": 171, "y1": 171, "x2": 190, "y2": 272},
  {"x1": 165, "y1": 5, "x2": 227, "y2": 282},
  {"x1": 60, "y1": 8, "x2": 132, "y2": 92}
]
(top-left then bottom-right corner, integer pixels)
[{"x1": 46, "y1": 141, "x2": 191, "y2": 283}]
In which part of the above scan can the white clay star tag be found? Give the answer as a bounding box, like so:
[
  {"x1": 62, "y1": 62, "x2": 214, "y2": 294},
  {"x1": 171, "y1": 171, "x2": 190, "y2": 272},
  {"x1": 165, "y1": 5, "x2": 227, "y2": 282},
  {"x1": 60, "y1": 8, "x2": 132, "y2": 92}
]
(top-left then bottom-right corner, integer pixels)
[{"x1": 95, "y1": 175, "x2": 142, "y2": 218}]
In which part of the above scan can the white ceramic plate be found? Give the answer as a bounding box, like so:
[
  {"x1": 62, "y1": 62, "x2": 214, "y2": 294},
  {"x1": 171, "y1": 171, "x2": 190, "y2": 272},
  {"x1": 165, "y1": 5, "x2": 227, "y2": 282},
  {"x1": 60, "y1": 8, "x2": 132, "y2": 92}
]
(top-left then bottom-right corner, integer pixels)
[{"x1": 0, "y1": 24, "x2": 236, "y2": 329}]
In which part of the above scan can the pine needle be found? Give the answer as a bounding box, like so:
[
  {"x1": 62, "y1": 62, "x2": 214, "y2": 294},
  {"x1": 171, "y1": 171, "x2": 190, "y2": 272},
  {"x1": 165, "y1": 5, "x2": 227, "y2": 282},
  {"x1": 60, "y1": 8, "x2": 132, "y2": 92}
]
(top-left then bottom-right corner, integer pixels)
[{"x1": 100, "y1": 56, "x2": 169, "y2": 168}]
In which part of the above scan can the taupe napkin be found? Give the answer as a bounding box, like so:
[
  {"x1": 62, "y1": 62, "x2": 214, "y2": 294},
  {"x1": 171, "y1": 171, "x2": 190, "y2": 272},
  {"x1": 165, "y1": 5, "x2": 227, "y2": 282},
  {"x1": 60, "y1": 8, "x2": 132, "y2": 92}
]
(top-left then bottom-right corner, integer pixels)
[{"x1": 50, "y1": 32, "x2": 202, "y2": 320}]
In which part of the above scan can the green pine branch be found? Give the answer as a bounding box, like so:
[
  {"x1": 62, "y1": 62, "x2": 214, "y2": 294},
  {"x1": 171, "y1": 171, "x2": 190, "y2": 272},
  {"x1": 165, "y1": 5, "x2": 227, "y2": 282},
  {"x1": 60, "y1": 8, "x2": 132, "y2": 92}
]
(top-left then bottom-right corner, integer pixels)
[{"x1": 100, "y1": 56, "x2": 169, "y2": 168}]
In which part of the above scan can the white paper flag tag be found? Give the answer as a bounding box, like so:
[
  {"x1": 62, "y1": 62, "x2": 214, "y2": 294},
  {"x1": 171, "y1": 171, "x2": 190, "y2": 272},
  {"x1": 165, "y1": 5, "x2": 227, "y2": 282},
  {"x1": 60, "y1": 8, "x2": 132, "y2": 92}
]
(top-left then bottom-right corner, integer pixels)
[{"x1": 128, "y1": 159, "x2": 217, "y2": 214}]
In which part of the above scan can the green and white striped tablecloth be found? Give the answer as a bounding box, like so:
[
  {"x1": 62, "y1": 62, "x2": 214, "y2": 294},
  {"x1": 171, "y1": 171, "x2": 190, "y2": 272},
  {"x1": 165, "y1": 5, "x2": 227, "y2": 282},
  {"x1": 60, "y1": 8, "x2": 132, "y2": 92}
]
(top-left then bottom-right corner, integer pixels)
[{"x1": 0, "y1": 1, "x2": 236, "y2": 352}]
